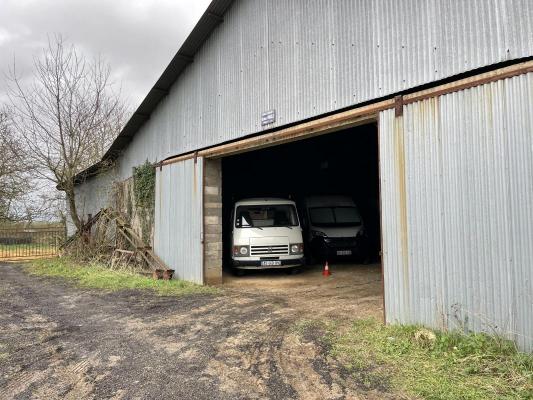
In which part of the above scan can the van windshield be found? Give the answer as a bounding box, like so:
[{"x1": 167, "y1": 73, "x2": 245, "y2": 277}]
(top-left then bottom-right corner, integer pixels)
[
  {"x1": 309, "y1": 206, "x2": 361, "y2": 227},
  {"x1": 235, "y1": 204, "x2": 299, "y2": 228}
]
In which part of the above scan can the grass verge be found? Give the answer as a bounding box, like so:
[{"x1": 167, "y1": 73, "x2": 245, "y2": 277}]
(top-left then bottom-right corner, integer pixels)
[
  {"x1": 297, "y1": 318, "x2": 533, "y2": 399},
  {"x1": 26, "y1": 257, "x2": 218, "y2": 297}
]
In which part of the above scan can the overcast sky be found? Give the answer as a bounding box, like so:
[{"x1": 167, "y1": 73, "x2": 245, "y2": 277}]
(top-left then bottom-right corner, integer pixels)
[{"x1": 0, "y1": 0, "x2": 211, "y2": 108}]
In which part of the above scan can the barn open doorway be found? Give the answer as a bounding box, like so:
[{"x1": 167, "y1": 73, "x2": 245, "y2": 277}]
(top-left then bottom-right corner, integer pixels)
[{"x1": 216, "y1": 123, "x2": 382, "y2": 310}]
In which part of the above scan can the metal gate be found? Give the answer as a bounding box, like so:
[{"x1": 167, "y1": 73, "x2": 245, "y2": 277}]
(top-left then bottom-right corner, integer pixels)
[{"x1": 0, "y1": 227, "x2": 64, "y2": 259}]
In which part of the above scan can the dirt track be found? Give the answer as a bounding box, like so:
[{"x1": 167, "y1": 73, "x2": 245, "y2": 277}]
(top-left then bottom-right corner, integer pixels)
[
  {"x1": 223, "y1": 263, "x2": 384, "y2": 321},
  {"x1": 0, "y1": 262, "x2": 389, "y2": 399}
]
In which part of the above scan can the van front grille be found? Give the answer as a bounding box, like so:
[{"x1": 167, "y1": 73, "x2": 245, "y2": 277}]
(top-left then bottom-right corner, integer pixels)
[
  {"x1": 325, "y1": 237, "x2": 357, "y2": 247},
  {"x1": 250, "y1": 245, "x2": 289, "y2": 256}
]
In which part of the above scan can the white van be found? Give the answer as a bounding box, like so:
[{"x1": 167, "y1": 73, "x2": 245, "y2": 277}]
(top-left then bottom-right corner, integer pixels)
[
  {"x1": 231, "y1": 198, "x2": 305, "y2": 272},
  {"x1": 303, "y1": 195, "x2": 368, "y2": 262}
]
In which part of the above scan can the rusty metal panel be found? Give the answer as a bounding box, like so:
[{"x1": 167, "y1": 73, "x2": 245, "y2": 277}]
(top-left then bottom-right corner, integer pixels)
[
  {"x1": 112, "y1": 0, "x2": 533, "y2": 180},
  {"x1": 379, "y1": 72, "x2": 533, "y2": 351},
  {"x1": 154, "y1": 157, "x2": 204, "y2": 284}
]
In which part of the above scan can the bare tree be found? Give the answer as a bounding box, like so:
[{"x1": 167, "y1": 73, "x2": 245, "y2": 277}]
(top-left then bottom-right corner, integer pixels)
[
  {"x1": 0, "y1": 109, "x2": 32, "y2": 222},
  {"x1": 7, "y1": 35, "x2": 126, "y2": 231}
]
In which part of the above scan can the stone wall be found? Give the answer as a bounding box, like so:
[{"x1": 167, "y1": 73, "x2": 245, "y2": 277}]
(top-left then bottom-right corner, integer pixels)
[{"x1": 203, "y1": 158, "x2": 223, "y2": 285}]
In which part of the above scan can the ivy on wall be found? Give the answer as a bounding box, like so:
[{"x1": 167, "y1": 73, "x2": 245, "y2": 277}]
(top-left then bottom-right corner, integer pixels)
[{"x1": 133, "y1": 161, "x2": 155, "y2": 210}]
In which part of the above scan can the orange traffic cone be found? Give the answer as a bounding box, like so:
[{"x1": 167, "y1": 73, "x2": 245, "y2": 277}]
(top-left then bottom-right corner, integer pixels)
[{"x1": 322, "y1": 261, "x2": 331, "y2": 277}]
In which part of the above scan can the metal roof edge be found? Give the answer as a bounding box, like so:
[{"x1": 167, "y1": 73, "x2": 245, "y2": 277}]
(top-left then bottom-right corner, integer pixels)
[{"x1": 73, "y1": 0, "x2": 234, "y2": 185}]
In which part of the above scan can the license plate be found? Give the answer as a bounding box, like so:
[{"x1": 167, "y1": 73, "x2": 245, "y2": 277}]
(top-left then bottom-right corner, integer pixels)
[
  {"x1": 336, "y1": 250, "x2": 352, "y2": 256},
  {"x1": 261, "y1": 260, "x2": 282, "y2": 266}
]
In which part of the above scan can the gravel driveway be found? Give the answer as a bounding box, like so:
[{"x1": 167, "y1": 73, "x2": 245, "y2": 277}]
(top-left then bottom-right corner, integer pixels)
[{"x1": 0, "y1": 262, "x2": 389, "y2": 400}]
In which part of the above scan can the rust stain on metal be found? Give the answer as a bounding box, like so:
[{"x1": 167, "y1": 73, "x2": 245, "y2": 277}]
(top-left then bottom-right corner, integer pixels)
[
  {"x1": 485, "y1": 84, "x2": 494, "y2": 129},
  {"x1": 394, "y1": 95, "x2": 404, "y2": 117},
  {"x1": 155, "y1": 61, "x2": 533, "y2": 170},
  {"x1": 394, "y1": 116, "x2": 410, "y2": 315},
  {"x1": 376, "y1": 117, "x2": 387, "y2": 324},
  {"x1": 193, "y1": 158, "x2": 198, "y2": 199},
  {"x1": 404, "y1": 61, "x2": 533, "y2": 107}
]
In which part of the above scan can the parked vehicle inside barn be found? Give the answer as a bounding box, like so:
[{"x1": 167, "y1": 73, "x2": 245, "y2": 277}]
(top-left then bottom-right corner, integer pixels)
[
  {"x1": 230, "y1": 198, "x2": 304, "y2": 275},
  {"x1": 302, "y1": 195, "x2": 369, "y2": 264}
]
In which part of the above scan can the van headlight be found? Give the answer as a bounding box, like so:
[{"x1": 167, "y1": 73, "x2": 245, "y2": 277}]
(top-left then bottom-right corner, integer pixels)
[
  {"x1": 290, "y1": 243, "x2": 304, "y2": 254},
  {"x1": 233, "y1": 245, "x2": 249, "y2": 257}
]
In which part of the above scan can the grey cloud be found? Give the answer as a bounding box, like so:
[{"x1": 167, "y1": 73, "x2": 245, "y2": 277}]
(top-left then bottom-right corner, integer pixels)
[{"x1": 0, "y1": 0, "x2": 211, "y2": 106}]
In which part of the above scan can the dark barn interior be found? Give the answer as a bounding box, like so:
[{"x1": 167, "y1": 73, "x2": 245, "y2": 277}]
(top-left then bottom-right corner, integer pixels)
[{"x1": 221, "y1": 122, "x2": 381, "y2": 271}]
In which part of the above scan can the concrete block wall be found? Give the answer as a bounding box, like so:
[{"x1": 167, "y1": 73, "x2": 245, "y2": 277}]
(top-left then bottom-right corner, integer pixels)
[{"x1": 203, "y1": 158, "x2": 223, "y2": 285}]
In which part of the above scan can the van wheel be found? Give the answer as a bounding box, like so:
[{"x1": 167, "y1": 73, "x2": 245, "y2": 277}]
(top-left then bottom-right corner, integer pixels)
[{"x1": 233, "y1": 268, "x2": 246, "y2": 277}]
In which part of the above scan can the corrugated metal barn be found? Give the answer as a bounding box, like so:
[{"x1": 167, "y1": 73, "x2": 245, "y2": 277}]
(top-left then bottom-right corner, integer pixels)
[{"x1": 74, "y1": 0, "x2": 533, "y2": 351}]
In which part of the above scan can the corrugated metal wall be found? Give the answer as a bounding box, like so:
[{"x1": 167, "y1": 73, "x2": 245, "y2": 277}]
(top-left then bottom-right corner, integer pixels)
[
  {"x1": 379, "y1": 72, "x2": 533, "y2": 351},
  {"x1": 154, "y1": 158, "x2": 204, "y2": 284},
  {"x1": 115, "y1": 0, "x2": 533, "y2": 180},
  {"x1": 69, "y1": 167, "x2": 118, "y2": 236}
]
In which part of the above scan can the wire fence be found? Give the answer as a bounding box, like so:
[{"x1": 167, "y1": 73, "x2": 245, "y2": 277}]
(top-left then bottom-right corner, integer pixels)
[{"x1": 0, "y1": 227, "x2": 65, "y2": 259}]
